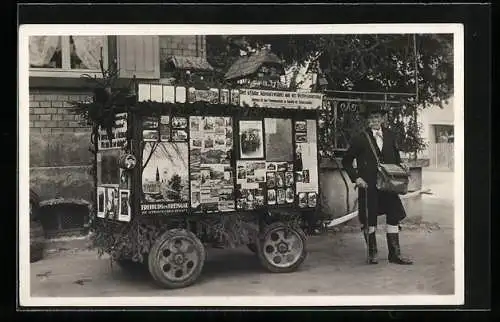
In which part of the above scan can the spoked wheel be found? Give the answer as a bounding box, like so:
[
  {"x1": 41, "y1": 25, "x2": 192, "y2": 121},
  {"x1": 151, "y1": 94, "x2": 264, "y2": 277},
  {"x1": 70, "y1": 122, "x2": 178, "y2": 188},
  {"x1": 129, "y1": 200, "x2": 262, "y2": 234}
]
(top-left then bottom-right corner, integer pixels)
[
  {"x1": 257, "y1": 222, "x2": 307, "y2": 273},
  {"x1": 148, "y1": 229, "x2": 206, "y2": 289}
]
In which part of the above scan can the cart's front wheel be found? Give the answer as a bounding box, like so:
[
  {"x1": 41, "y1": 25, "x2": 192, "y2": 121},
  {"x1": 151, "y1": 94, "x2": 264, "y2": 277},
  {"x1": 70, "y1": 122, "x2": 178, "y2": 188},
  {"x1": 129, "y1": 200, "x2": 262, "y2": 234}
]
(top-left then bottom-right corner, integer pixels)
[
  {"x1": 148, "y1": 229, "x2": 206, "y2": 289},
  {"x1": 257, "y1": 222, "x2": 307, "y2": 273}
]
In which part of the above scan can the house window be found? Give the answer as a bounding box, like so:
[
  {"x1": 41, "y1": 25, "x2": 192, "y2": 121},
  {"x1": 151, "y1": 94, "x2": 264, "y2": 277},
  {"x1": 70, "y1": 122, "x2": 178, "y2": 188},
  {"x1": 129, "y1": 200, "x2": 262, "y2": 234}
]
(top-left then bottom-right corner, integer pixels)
[
  {"x1": 29, "y1": 36, "x2": 107, "y2": 77},
  {"x1": 434, "y1": 124, "x2": 454, "y2": 143}
]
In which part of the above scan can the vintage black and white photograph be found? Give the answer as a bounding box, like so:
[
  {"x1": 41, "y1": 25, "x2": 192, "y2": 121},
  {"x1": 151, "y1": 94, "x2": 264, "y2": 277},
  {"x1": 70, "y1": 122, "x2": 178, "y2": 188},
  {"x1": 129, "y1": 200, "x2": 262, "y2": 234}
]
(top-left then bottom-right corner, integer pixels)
[
  {"x1": 143, "y1": 129, "x2": 159, "y2": 142},
  {"x1": 239, "y1": 120, "x2": 264, "y2": 159},
  {"x1": 118, "y1": 189, "x2": 131, "y2": 222},
  {"x1": 96, "y1": 187, "x2": 105, "y2": 218},
  {"x1": 19, "y1": 22, "x2": 465, "y2": 308}
]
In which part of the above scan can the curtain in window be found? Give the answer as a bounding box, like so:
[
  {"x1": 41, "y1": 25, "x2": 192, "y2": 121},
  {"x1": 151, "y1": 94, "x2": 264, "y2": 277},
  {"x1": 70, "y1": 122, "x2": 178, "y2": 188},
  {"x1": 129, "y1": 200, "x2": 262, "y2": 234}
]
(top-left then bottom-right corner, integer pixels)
[
  {"x1": 72, "y1": 36, "x2": 104, "y2": 70},
  {"x1": 29, "y1": 36, "x2": 60, "y2": 67}
]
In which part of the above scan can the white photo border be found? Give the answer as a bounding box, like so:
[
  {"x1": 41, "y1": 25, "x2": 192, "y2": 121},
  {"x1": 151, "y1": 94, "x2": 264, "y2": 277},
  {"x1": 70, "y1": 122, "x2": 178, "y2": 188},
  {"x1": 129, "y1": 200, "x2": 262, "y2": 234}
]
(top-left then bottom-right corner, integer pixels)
[{"x1": 18, "y1": 23, "x2": 464, "y2": 307}]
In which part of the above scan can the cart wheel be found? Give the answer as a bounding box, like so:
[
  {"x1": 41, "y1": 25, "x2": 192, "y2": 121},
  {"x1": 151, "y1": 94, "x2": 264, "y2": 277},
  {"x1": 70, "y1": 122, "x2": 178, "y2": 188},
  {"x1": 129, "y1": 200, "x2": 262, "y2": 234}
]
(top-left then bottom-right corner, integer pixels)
[
  {"x1": 247, "y1": 243, "x2": 257, "y2": 254},
  {"x1": 257, "y1": 222, "x2": 307, "y2": 273},
  {"x1": 148, "y1": 229, "x2": 206, "y2": 289}
]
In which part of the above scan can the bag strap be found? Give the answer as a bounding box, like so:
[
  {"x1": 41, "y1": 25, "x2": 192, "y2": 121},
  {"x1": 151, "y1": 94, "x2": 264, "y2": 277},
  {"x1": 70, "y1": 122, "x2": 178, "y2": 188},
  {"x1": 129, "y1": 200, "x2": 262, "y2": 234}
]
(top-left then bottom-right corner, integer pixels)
[{"x1": 363, "y1": 131, "x2": 381, "y2": 166}]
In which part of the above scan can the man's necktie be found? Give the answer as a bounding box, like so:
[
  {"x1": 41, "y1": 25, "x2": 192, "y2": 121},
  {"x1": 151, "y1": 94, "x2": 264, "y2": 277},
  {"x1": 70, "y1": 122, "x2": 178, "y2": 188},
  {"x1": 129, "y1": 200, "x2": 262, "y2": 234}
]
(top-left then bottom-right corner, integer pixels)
[{"x1": 374, "y1": 130, "x2": 383, "y2": 151}]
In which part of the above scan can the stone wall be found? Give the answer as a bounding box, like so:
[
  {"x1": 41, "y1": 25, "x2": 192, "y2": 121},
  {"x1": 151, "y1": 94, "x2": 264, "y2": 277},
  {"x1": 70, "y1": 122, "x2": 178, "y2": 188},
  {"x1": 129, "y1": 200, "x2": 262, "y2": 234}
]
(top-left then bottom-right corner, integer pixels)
[{"x1": 29, "y1": 90, "x2": 94, "y2": 203}]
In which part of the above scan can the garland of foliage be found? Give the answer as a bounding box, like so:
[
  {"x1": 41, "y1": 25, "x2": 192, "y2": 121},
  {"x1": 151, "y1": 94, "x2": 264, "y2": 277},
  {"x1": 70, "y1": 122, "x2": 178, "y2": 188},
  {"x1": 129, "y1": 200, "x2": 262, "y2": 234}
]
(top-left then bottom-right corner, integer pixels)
[{"x1": 90, "y1": 211, "x2": 304, "y2": 263}]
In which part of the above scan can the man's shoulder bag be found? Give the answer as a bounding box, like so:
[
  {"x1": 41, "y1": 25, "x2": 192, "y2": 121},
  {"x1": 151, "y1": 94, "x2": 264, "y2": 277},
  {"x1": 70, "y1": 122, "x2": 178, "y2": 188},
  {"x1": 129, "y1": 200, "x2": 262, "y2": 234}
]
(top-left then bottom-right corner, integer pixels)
[{"x1": 363, "y1": 131, "x2": 410, "y2": 195}]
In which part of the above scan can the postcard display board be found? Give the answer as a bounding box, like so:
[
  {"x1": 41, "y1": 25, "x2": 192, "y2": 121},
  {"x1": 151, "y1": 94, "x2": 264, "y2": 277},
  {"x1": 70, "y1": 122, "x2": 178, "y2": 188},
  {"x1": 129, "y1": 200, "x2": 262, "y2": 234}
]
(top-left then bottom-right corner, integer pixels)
[
  {"x1": 136, "y1": 85, "x2": 321, "y2": 217},
  {"x1": 96, "y1": 113, "x2": 132, "y2": 222},
  {"x1": 235, "y1": 118, "x2": 319, "y2": 210},
  {"x1": 236, "y1": 89, "x2": 321, "y2": 211}
]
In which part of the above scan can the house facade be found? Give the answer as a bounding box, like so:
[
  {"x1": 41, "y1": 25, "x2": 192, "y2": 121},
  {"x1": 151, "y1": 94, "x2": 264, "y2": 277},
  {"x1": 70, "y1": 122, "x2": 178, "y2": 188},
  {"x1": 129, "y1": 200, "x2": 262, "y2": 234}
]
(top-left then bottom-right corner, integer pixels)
[
  {"x1": 29, "y1": 35, "x2": 210, "y2": 236},
  {"x1": 418, "y1": 98, "x2": 455, "y2": 171}
]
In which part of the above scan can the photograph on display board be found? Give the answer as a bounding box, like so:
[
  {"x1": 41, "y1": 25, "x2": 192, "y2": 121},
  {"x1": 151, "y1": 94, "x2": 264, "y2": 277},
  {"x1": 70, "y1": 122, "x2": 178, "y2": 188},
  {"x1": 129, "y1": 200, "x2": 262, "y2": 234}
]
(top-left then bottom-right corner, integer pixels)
[
  {"x1": 191, "y1": 191, "x2": 201, "y2": 209},
  {"x1": 118, "y1": 190, "x2": 131, "y2": 222},
  {"x1": 295, "y1": 133, "x2": 308, "y2": 143},
  {"x1": 285, "y1": 171, "x2": 294, "y2": 187},
  {"x1": 267, "y1": 189, "x2": 277, "y2": 205},
  {"x1": 172, "y1": 117, "x2": 188, "y2": 129},
  {"x1": 239, "y1": 120, "x2": 264, "y2": 159},
  {"x1": 143, "y1": 116, "x2": 159, "y2": 129},
  {"x1": 190, "y1": 148, "x2": 201, "y2": 171},
  {"x1": 303, "y1": 169, "x2": 310, "y2": 183},
  {"x1": 97, "y1": 187, "x2": 105, "y2": 218},
  {"x1": 190, "y1": 117, "x2": 200, "y2": 132},
  {"x1": 237, "y1": 165, "x2": 246, "y2": 180},
  {"x1": 298, "y1": 192, "x2": 308, "y2": 208},
  {"x1": 295, "y1": 120, "x2": 307, "y2": 133},
  {"x1": 172, "y1": 130, "x2": 188, "y2": 142},
  {"x1": 191, "y1": 138, "x2": 203, "y2": 148},
  {"x1": 159, "y1": 115, "x2": 171, "y2": 142},
  {"x1": 236, "y1": 187, "x2": 264, "y2": 211},
  {"x1": 98, "y1": 113, "x2": 128, "y2": 150},
  {"x1": 99, "y1": 150, "x2": 120, "y2": 185},
  {"x1": 119, "y1": 169, "x2": 128, "y2": 189},
  {"x1": 204, "y1": 117, "x2": 215, "y2": 131},
  {"x1": 277, "y1": 189, "x2": 286, "y2": 205},
  {"x1": 142, "y1": 142, "x2": 189, "y2": 206},
  {"x1": 267, "y1": 163, "x2": 277, "y2": 171},
  {"x1": 286, "y1": 187, "x2": 295, "y2": 204},
  {"x1": 201, "y1": 144, "x2": 230, "y2": 165},
  {"x1": 295, "y1": 144, "x2": 304, "y2": 171},
  {"x1": 276, "y1": 172, "x2": 285, "y2": 188},
  {"x1": 308, "y1": 192, "x2": 318, "y2": 208},
  {"x1": 105, "y1": 186, "x2": 119, "y2": 219},
  {"x1": 143, "y1": 130, "x2": 159, "y2": 142},
  {"x1": 296, "y1": 171, "x2": 304, "y2": 183},
  {"x1": 266, "y1": 172, "x2": 276, "y2": 189},
  {"x1": 265, "y1": 118, "x2": 293, "y2": 162}
]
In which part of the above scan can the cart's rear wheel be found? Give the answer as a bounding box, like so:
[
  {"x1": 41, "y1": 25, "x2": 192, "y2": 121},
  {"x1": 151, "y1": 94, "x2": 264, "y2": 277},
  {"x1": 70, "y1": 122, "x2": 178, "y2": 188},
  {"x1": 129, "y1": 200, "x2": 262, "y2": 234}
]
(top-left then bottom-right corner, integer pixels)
[
  {"x1": 148, "y1": 229, "x2": 206, "y2": 289},
  {"x1": 257, "y1": 222, "x2": 307, "y2": 273}
]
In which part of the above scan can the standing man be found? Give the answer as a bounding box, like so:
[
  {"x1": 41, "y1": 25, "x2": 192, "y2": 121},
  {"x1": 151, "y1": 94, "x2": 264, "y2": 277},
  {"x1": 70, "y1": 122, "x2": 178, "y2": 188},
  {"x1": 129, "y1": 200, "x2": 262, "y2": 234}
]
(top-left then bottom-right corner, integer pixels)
[{"x1": 342, "y1": 104, "x2": 413, "y2": 265}]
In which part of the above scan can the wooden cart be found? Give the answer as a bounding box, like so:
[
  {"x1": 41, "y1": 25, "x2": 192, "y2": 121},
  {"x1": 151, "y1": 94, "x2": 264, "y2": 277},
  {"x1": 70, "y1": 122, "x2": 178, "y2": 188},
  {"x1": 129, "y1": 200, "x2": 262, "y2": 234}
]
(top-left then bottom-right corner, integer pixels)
[{"x1": 91, "y1": 84, "x2": 324, "y2": 289}]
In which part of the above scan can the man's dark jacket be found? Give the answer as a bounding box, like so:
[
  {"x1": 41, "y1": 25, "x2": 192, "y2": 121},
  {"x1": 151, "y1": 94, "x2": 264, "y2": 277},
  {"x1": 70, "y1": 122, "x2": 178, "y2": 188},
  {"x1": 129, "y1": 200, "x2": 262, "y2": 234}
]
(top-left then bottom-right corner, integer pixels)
[
  {"x1": 342, "y1": 127, "x2": 402, "y2": 185},
  {"x1": 341, "y1": 127, "x2": 406, "y2": 226}
]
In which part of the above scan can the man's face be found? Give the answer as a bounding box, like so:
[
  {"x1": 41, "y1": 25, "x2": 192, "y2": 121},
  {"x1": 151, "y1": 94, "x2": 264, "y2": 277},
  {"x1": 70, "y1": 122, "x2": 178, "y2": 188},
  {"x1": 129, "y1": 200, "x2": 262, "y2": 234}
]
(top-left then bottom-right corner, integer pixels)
[{"x1": 367, "y1": 113, "x2": 383, "y2": 130}]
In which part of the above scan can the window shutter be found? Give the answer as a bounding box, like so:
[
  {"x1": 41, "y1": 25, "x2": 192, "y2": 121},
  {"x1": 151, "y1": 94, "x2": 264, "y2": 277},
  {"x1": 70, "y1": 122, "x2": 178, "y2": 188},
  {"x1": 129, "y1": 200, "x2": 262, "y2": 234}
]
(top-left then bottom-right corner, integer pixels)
[{"x1": 117, "y1": 36, "x2": 160, "y2": 79}]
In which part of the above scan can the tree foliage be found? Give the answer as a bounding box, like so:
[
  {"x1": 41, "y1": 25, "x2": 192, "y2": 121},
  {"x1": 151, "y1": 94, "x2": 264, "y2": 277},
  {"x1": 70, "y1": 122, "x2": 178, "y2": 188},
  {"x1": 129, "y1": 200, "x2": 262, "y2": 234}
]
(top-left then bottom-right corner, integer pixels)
[{"x1": 208, "y1": 34, "x2": 453, "y2": 108}]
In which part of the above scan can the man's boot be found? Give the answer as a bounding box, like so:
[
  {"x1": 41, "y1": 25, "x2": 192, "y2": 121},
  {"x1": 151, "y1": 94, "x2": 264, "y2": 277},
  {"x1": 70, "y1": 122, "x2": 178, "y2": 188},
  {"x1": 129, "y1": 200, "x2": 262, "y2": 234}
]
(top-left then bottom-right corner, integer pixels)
[
  {"x1": 386, "y1": 233, "x2": 413, "y2": 265},
  {"x1": 362, "y1": 227, "x2": 378, "y2": 264}
]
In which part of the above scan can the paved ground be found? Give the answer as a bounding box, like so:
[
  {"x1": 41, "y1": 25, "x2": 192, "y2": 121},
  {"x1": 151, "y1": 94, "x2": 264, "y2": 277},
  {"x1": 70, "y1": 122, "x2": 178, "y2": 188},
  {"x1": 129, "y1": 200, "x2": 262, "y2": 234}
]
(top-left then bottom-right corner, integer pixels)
[
  {"x1": 29, "y1": 169, "x2": 456, "y2": 297},
  {"x1": 30, "y1": 230, "x2": 454, "y2": 297}
]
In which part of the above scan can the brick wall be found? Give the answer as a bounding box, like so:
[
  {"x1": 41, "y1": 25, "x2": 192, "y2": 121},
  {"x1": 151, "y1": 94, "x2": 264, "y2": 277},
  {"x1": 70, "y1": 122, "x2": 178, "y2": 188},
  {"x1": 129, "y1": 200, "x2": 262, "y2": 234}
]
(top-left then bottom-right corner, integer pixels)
[
  {"x1": 29, "y1": 91, "x2": 92, "y2": 134},
  {"x1": 29, "y1": 90, "x2": 94, "y2": 203},
  {"x1": 159, "y1": 35, "x2": 206, "y2": 60}
]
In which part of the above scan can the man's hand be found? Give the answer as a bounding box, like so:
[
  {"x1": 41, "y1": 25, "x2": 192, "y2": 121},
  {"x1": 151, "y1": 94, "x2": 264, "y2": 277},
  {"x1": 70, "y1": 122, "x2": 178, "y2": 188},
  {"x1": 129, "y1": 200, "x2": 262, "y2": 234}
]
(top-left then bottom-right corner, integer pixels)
[{"x1": 355, "y1": 177, "x2": 368, "y2": 189}]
